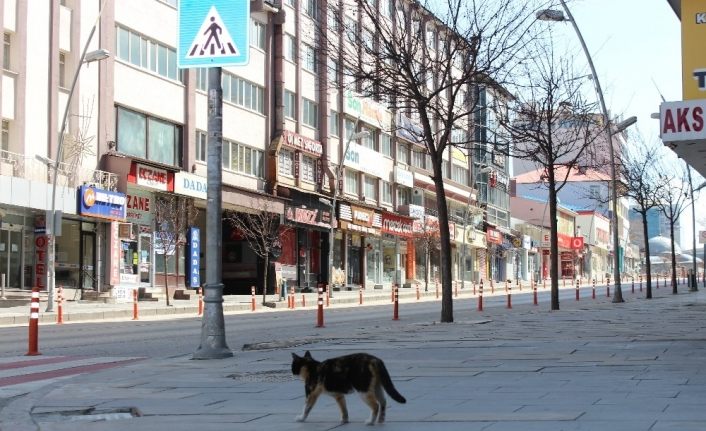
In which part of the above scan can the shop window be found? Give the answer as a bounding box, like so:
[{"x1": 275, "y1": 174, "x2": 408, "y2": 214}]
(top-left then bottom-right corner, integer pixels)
[{"x1": 279, "y1": 148, "x2": 295, "y2": 177}]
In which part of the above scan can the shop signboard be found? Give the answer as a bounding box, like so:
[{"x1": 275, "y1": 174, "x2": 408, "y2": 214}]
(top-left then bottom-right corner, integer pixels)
[
  {"x1": 109, "y1": 221, "x2": 120, "y2": 285},
  {"x1": 281, "y1": 130, "x2": 323, "y2": 156},
  {"x1": 285, "y1": 205, "x2": 331, "y2": 228},
  {"x1": 126, "y1": 187, "x2": 154, "y2": 225},
  {"x1": 78, "y1": 185, "x2": 127, "y2": 221},
  {"x1": 381, "y1": 213, "x2": 414, "y2": 238},
  {"x1": 174, "y1": 172, "x2": 207, "y2": 200},
  {"x1": 394, "y1": 166, "x2": 414, "y2": 188},
  {"x1": 344, "y1": 90, "x2": 392, "y2": 129},
  {"x1": 343, "y1": 142, "x2": 386, "y2": 179},
  {"x1": 34, "y1": 234, "x2": 47, "y2": 290},
  {"x1": 133, "y1": 163, "x2": 170, "y2": 191},
  {"x1": 187, "y1": 227, "x2": 201, "y2": 288},
  {"x1": 487, "y1": 227, "x2": 503, "y2": 245}
]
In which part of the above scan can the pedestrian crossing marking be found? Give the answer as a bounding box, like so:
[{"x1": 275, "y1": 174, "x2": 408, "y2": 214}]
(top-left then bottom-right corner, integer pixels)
[{"x1": 187, "y1": 5, "x2": 239, "y2": 59}]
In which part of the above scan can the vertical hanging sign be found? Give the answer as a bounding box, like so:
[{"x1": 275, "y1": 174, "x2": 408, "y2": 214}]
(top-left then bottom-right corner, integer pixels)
[{"x1": 187, "y1": 227, "x2": 201, "y2": 288}]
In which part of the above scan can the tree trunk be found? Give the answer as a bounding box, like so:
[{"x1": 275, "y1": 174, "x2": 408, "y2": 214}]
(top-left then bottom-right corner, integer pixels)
[
  {"x1": 641, "y1": 211, "x2": 653, "y2": 299},
  {"x1": 164, "y1": 253, "x2": 171, "y2": 306},
  {"x1": 670, "y1": 220, "x2": 678, "y2": 294},
  {"x1": 263, "y1": 255, "x2": 269, "y2": 305},
  {"x1": 433, "y1": 174, "x2": 454, "y2": 323},
  {"x1": 548, "y1": 177, "x2": 560, "y2": 310}
]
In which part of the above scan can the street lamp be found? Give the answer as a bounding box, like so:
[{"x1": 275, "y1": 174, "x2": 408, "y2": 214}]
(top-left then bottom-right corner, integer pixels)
[
  {"x1": 461, "y1": 165, "x2": 491, "y2": 290},
  {"x1": 323, "y1": 129, "x2": 370, "y2": 296},
  {"x1": 45, "y1": 33, "x2": 109, "y2": 312},
  {"x1": 537, "y1": 2, "x2": 637, "y2": 303}
]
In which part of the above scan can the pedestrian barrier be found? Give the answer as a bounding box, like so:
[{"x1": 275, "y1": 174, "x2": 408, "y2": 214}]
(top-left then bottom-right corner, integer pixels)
[
  {"x1": 57, "y1": 285, "x2": 64, "y2": 324},
  {"x1": 478, "y1": 280, "x2": 484, "y2": 311},
  {"x1": 132, "y1": 288, "x2": 139, "y2": 320},
  {"x1": 506, "y1": 284, "x2": 512, "y2": 309},
  {"x1": 27, "y1": 287, "x2": 40, "y2": 356},
  {"x1": 575, "y1": 278, "x2": 580, "y2": 301},
  {"x1": 316, "y1": 285, "x2": 325, "y2": 328},
  {"x1": 533, "y1": 281, "x2": 538, "y2": 306},
  {"x1": 392, "y1": 284, "x2": 399, "y2": 320},
  {"x1": 251, "y1": 286, "x2": 256, "y2": 312},
  {"x1": 198, "y1": 287, "x2": 203, "y2": 316}
]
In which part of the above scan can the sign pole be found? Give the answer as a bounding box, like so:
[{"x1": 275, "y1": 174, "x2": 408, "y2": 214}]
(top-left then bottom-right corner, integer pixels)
[{"x1": 193, "y1": 67, "x2": 232, "y2": 359}]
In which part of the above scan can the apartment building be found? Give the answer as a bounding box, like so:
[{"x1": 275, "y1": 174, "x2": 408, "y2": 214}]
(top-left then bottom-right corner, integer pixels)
[{"x1": 0, "y1": 0, "x2": 513, "y2": 298}]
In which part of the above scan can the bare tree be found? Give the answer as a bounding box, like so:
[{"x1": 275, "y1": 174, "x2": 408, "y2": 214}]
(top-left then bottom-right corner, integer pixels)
[
  {"x1": 153, "y1": 196, "x2": 199, "y2": 306},
  {"x1": 619, "y1": 137, "x2": 665, "y2": 299},
  {"x1": 655, "y1": 164, "x2": 690, "y2": 294},
  {"x1": 318, "y1": 0, "x2": 544, "y2": 322},
  {"x1": 413, "y1": 215, "x2": 441, "y2": 292},
  {"x1": 224, "y1": 203, "x2": 287, "y2": 305},
  {"x1": 495, "y1": 40, "x2": 603, "y2": 310}
]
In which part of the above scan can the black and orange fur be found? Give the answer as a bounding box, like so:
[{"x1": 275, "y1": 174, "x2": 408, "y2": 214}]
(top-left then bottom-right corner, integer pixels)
[{"x1": 291, "y1": 351, "x2": 406, "y2": 425}]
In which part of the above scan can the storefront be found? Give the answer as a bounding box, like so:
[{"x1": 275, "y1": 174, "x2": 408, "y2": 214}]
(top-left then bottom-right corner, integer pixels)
[
  {"x1": 457, "y1": 224, "x2": 487, "y2": 283},
  {"x1": 337, "y1": 203, "x2": 382, "y2": 289},
  {"x1": 0, "y1": 210, "x2": 29, "y2": 289},
  {"x1": 380, "y1": 212, "x2": 414, "y2": 287},
  {"x1": 486, "y1": 226, "x2": 504, "y2": 281}
]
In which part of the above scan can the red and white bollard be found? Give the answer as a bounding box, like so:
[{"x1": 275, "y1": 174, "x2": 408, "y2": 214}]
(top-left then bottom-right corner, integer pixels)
[
  {"x1": 473, "y1": 280, "x2": 477, "y2": 296},
  {"x1": 316, "y1": 285, "x2": 325, "y2": 328},
  {"x1": 517, "y1": 279, "x2": 521, "y2": 292},
  {"x1": 454, "y1": 282, "x2": 458, "y2": 298},
  {"x1": 251, "y1": 286, "x2": 256, "y2": 312},
  {"x1": 435, "y1": 281, "x2": 439, "y2": 299},
  {"x1": 325, "y1": 285, "x2": 330, "y2": 307},
  {"x1": 490, "y1": 279, "x2": 495, "y2": 295},
  {"x1": 506, "y1": 284, "x2": 512, "y2": 309},
  {"x1": 639, "y1": 275, "x2": 643, "y2": 292},
  {"x1": 301, "y1": 294, "x2": 306, "y2": 308},
  {"x1": 631, "y1": 277, "x2": 635, "y2": 294},
  {"x1": 533, "y1": 281, "x2": 538, "y2": 306},
  {"x1": 416, "y1": 283, "x2": 420, "y2": 301},
  {"x1": 359, "y1": 287, "x2": 363, "y2": 305},
  {"x1": 478, "y1": 280, "x2": 484, "y2": 311},
  {"x1": 606, "y1": 277, "x2": 611, "y2": 298},
  {"x1": 198, "y1": 287, "x2": 203, "y2": 316},
  {"x1": 592, "y1": 278, "x2": 596, "y2": 299},
  {"x1": 289, "y1": 287, "x2": 295, "y2": 309},
  {"x1": 132, "y1": 288, "x2": 139, "y2": 320},
  {"x1": 392, "y1": 284, "x2": 399, "y2": 321},
  {"x1": 575, "y1": 278, "x2": 580, "y2": 301},
  {"x1": 27, "y1": 287, "x2": 41, "y2": 356},
  {"x1": 57, "y1": 285, "x2": 64, "y2": 324},
  {"x1": 543, "y1": 278, "x2": 546, "y2": 290}
]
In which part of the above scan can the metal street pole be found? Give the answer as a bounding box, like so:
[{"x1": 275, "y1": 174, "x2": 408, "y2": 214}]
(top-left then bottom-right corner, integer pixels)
[
  {"x1": 325, "y1": 126, "x2": 369, "y2": 296},
  {"x1": 193, "y1": 67, "x2": 232, "y2": 359},
  {"x1": 686, "y1": 164, "x2": 698, "y2": 291},
  {"x1": 46, "y1": 6, "x2": 109, "y2": 312}
]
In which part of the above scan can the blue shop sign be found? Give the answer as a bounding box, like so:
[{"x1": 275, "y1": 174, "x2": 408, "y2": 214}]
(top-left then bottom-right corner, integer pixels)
[
  {"x1": 78, "y1": 185, "x2": 127, "y2": 221},
  {"x1": 187, "y1": 227, "x2": 201, "y2": 288}
]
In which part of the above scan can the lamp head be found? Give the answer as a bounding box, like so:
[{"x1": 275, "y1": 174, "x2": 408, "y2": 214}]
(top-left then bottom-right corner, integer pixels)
[
  {"x1": 84, "y1": 48, "x2": 110, "y2": 64},
  {"x1": 535, "y1": 9, "x2": 567, "y2": 22}
]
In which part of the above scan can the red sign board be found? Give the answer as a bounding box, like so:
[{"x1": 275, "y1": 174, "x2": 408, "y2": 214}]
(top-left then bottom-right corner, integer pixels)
[
  {"x1": 571, "y1": 236, "x2": 584, "y2": 250},
  {"x1": 381, "y1": 213, "x2": 414, "y2": 238},
  {"x1": 486, "y1": 227, "x2": 503, "y2": 245}
]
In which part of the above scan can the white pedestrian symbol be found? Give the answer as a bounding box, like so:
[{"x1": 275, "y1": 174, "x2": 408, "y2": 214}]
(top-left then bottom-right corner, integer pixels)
[{"x1": 187, "y1": 6, "x2": 239, "y2": 58}]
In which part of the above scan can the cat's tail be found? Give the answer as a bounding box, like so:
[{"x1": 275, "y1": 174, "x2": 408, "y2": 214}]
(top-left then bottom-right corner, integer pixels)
[{"x1": 377, "y1": 361, "x2": 406, "y2": 403}]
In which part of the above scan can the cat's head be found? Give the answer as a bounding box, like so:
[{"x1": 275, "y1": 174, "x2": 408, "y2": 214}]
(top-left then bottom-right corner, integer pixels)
[{"x1": 291, "y1": 351, "x2": 315, "y2": 377}]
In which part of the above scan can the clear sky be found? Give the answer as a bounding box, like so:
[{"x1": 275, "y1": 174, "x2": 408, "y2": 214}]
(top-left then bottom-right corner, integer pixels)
[{"x1": 543, "y1": 0, "x2": 704, "y2": 250}]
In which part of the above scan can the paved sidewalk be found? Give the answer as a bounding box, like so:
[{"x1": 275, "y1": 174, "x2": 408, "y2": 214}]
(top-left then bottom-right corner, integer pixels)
[{"x1": 1, "y1": 284, "x2": 705, "y2": 430}]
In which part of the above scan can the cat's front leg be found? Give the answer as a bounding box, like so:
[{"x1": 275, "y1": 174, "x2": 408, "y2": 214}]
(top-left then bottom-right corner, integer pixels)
[
  {"x1": 334, "y1": 394, "x2": 349, "y2": 424},
  {"x1": 296, "y1": 391, "x2": 321, "y2": 422}
]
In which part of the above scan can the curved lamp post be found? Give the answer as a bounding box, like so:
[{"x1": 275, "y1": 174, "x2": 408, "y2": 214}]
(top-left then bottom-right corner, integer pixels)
[
  {"x1": 323, "y1": 128, "x2": 370, "y2": 295},
  {"x1": 45, "y1": 32, "x2": 109, "y2": 312},
  {"x1": 537, "y1": 2, "x2": 636, "y2": 303}
]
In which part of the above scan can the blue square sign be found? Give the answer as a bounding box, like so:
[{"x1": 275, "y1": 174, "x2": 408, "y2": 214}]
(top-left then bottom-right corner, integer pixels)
[{"x1": 178, "y1": 0, "x2": 250, "y2": 68}]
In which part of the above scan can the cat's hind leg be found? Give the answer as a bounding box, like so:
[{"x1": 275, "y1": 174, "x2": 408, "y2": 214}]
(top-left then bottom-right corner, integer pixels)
[
  {"x1": 360, "y1": 391, "x2": 380, "y2": 425},
  {"x1": 334, "y1": 394, "x2": 349, "y2": 424},
  {"x1": 375, "y1": 386, "x2": 387, "y2": 423}
]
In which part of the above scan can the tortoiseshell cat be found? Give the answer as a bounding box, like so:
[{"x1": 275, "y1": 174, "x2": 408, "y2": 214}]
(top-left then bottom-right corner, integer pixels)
[{"x1": 291, "y1": 351, "x2": 406, "y2": 425}]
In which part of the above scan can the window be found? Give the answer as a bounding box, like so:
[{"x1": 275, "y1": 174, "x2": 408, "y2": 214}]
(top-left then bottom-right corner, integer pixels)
[
  {"x1": 361, "y1": 127, "x2": 375, "y2": 150},
  {"x1": 344, "y1": 118, "x2": 356, "y2": 140},
  {"x1": 362, "y1": 28, "x2": 373, "y2": 52},
  {"x1": 117, "y1": 106, "x2": 182, "y2": 167},
  {"x1": 223, "y1": 139, "x2": 264, "y2": 177},
  {"x1": 3, "y1": 33, "x2": 10, "y2": 70},
  {"x1": 328, "y1": 9, "x2": 339, "y2": 32},
  {"x1": 284, "y1": 90, "x2": 297, "y2": 119},
  {"x1": 381, "y1": 133, "x2": 392, "y2": 157},
  {"x1": 196, "y1": 68, "x2": 208, "y2": 91},
  {"x1": 302, "y1": 43, "x2": 317, "y2": 72},
  {"x1": 222, "y1": 73, "x2": 265, "y2": 114},
  {"x1": 279, "y1": 148, "x2": 294, "y2": 176},
  {"x1": 302, "y1": 99, "x2": 318, "y2": 128},
  {"x1": 452, "y1": 165, "x2": 469, "y2": 186},
  {"x1": 115, "y1": 26, "x2": 180, "y2": 81},
  {"x1": 304, "y1": 0, "x2": 317, "y2": 18},
  {"x1": 285, "y1": 34, "x2": 297, "y2": 63},
  {"x1": 426, "y1": 27, "x2": 435, "y2": 50},
  {"x1": 1, "y1": 120, "x2": 8, "y2": 152},
  {"x1": 381, "y1": 181, "x2": 393, "y2": 204},
  {"x1": 285, "y1": 0, "x2": 295, "y2": 7},
  {"x1": 58, "y1": 52, "x2": 66, "y2": 88},
  {"x1": 345, "y1": 15, "x2": 358, "y2": 43},
  {"x1": 344, "y1": 169, "x2": 358, "y2": 195},
  {"x1": 364, "y1": 176, "x2": 377, "y2": 201},
  {"x1": 195, "y1": 130, "x2": 206, "y2": 162},
  {"x1": 412, "y1": 150, "x2": 426, "y2": 169},
  {"x1": 251, "y1": 20, "x2": 266, "y2": 50},
  {"x1": 327, "y1": 57, "x2": 338, "y2": 85},
  {"x1": 330, "y1": 111, "x2": 339, "y2": 136},
  {"x1": 396, "y1": 141, "x2": 409, "y2": 164},
  {"x1": 397, "y1": 188, "x2": 410, "y2": 206},
  {"x1": 301, "y1": 155, "x2": 316, "y2": 182},
  {"x1": 343, "y1": 66, "x2": 355, "y2": 89}
]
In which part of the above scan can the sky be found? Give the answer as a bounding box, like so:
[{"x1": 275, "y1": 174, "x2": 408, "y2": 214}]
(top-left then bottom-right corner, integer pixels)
[{"x1": 539, "y1": 0, "x2": 705, "y2": 250}]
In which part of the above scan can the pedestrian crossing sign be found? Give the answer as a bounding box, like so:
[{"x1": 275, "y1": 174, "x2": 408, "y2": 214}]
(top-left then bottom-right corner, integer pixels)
[{"x1": 178, "y1": 0, "x2": 250, "y2": 68}]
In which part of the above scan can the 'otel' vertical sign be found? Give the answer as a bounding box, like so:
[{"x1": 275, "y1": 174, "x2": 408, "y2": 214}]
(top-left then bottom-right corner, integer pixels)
[{"x1": 187, "y1": 227, "x2": 201, "y2": 288}]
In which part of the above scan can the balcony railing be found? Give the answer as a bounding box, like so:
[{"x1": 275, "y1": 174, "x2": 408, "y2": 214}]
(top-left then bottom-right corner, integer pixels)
[{"x1": 0, "y1": 149, "x2": 118, "y2": 191}]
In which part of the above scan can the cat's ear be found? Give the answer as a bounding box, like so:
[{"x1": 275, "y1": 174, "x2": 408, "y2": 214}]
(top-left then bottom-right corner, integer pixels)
[
  {"x1": 291, "y1": 352, "x2": 299, "y2": 360},
  {"x1": 304, "y1": 350, "x2": 312, "y2": 359}
]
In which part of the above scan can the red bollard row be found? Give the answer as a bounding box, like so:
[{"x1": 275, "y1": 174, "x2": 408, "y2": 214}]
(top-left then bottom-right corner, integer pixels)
[{"x1": 132, "y1": 288, "x2": 139, "y2": 320}]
